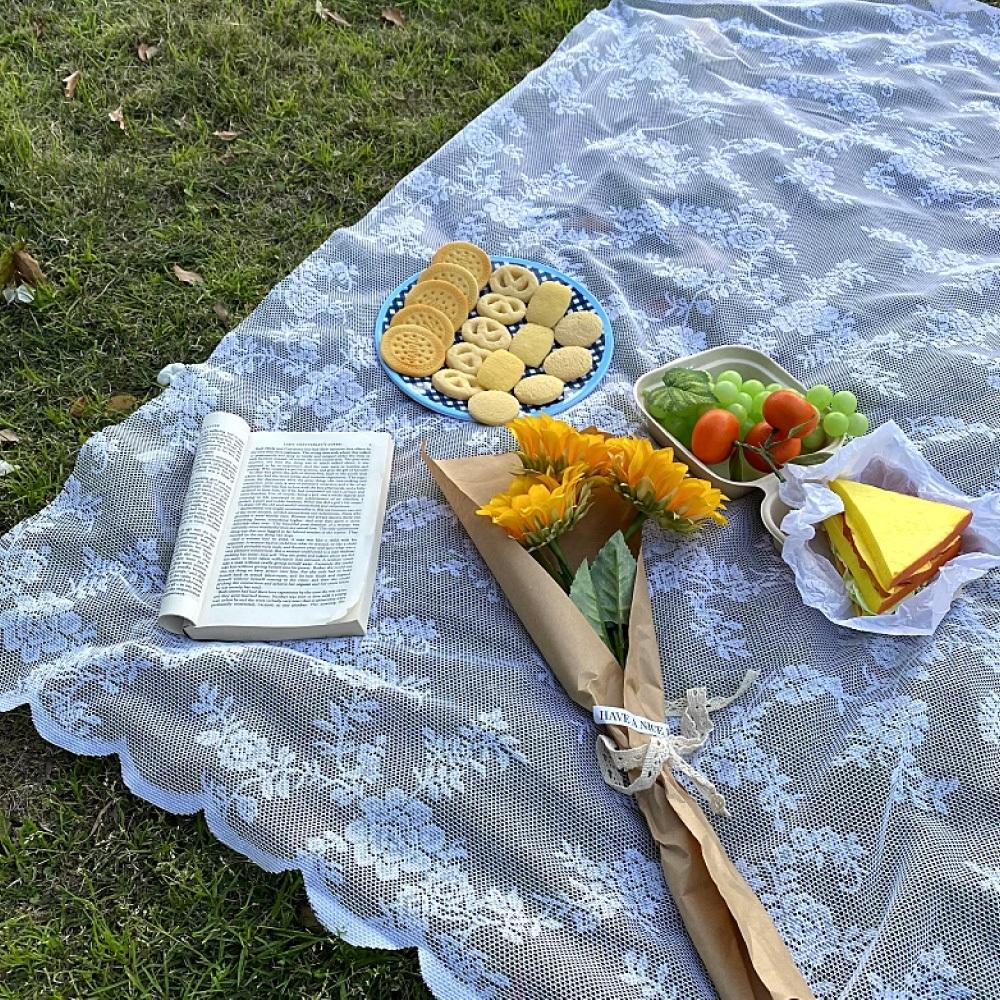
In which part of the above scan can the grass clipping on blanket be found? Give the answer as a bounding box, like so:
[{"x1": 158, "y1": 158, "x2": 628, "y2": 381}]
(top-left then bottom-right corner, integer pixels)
[{"x1": 424, "y1": 447, "x2": 814, "y2": 1000}]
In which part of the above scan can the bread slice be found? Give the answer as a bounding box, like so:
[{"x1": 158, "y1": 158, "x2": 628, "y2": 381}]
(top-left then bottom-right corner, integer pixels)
[
  {"x1": 825, "y1": 513, "x2": 961, "y2": 614},
  {"x1": 829, "y1": 479, "x2": 971, "y2": 590}
]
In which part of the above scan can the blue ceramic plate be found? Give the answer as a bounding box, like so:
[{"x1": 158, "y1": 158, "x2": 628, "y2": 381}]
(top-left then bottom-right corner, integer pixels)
[{"x1": 375, "y1": 256, "x2": 614, "y2": 421}]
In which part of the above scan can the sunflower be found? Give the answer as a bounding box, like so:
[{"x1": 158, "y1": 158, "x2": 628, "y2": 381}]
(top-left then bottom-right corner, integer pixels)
[
  {"x1": 507, "y1": 415, "x2": 608, "y2": 476},
  {"x1": 476, "y1": 462, "x2": 593, "y2": 551},
  {"x1": 606, "y1": 438, "x2": 727, "y2": 532}
]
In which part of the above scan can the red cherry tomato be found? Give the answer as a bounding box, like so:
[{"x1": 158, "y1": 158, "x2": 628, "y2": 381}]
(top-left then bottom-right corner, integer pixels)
[
  {"x1": 691, "y1": 408, "x2": 740, "y2": 465},
  {"x1": 743, "y1": 421, "x2": 803, "y2": 472},
  {"x1": 762, "y1": 390, "x2": 819, "y2": 438}
]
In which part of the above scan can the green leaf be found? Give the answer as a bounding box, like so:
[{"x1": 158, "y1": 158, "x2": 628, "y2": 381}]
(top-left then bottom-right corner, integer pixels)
[
  {"x1": 590, "y1": 530, "x2": 637, "y2": 629},
  {"x1": 729, "y1": 446, "x2": 741, "y2": 481},
  {"x1": 643, "y1": 367, "x2": 714, "y2": 447},
  {"x1": 788, "y1": 452, "x2": 832, "y2": 466},
  {"x1": 644, "y1": 367, "x2": 713, "y2": 416},
  {"x1": 569, "y1": 559, "x2": 605, "y2": 637}
]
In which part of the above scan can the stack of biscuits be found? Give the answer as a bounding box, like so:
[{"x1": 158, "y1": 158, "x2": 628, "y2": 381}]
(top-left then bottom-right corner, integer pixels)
[{"x1": 379, "y1": 241, "x2": 603, "y2": 426}]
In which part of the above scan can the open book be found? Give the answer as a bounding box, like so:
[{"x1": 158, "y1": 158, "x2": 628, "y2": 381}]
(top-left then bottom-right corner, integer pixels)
[{"x1": 158, "y1": 412, "x2": 393, "y2": 640}]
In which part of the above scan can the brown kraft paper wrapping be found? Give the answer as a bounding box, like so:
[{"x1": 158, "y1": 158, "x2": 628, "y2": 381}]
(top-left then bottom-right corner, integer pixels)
[{"x1": 424, "y1": 449, "x2": 813, "y2": 1000}]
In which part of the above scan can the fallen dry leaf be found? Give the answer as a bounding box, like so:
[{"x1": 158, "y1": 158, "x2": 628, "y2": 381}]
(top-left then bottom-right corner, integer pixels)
[
  {"x1": 109, "y1": 106, "x2": 126, "y2": 131},
  {"x1": 212, "y1": 302, "x2": 231, "y2": 323},
  {"x1": 212, "y1": 130, "x2": 240, "y2": 141},
  {"x1": 62, "y1": 69, "x2": 82, "y2": 100},
  {"x1": 172, "y1": 263, "x2": 204, "y2": 285},
  {"x1": 13, "y1": 249, "x2": 45, "y2": 286},
  {"x1": 68, "y1": 396, "x2": 89, "y2": 419},
  {"x1": 315, "y1": 1, "x2": 350, "y2": 25},
  {"x1": 0, "y1": 429, "x2": 20, "y2": 445},
  {"x1": 106, "y1": 393, "x2": 139, "y2": 414},
  {"x1": 381, "y1": 7, "x2": 405, "y2": 26},
  {"x1": 137, "y1": 42, "x2": 160, "y2": 62}
]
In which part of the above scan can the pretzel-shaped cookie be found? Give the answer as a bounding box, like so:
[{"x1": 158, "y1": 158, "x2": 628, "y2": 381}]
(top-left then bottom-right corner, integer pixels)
[
  {"x1": 431, "y1": 368, "x2": 482, "y2": 401},
  {"x1": 461, "y1": 316, "x2": 512, "y2": 352},
  {"x1": 476, "y1": 293, "x2": 527, "y2": 326},
  {"x1": 489, "y1": 264, "x2": 540, "y2": 302},
  {"x1": 446, "y1": 341, "x2": 489, "y2": 376}
]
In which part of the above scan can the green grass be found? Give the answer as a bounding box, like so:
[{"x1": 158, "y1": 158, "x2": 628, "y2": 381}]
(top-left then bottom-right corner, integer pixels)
[{"x1": 0, "y1": 1, "x2": 597, "y2": 995}]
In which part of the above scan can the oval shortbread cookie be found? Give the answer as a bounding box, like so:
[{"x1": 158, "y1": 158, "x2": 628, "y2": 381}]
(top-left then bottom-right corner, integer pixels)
[
  {"x1": 389, "y1": 303, "x2": 454, "y2": 347},
  {"x1": 476, "y1": 350, "x2": 526, "y2": 392},
  {"x1": 431, "y1": 241, "x2": 492, "y2": 289},
  {"x1": 432, "y1": 368, "x2": 482, "y2": 401},
  {"x1": 419, "y1": 262, "x2": 479, "y2": 310},
  {"x1": 543, "y1": 345, "x2": 593, "y2": 382},
  {"x1": 476, "y1": 292, "x2": 527, "y2": 326},
  {"x1": 514, "y1": 374, "x2": 564, "y2": 406},
  {"x1": 525, "y1": 281, "x2": 572, "y2": 327},
  {"x1": 489, "y1": 263, "x2": 539, "y2": 302},
  {"x1": 468, "y1": 390, "x2": 520, "y2": 426},
  {"x1": 509, "y1": 323, "x2": 554, "y2": 368},
  {"x1": 406, "y1": 279, "x2": 469, "y2": 331},
  {"x1": 381, "y1": 324, "x2": 447, "y2": 377},
  {"x1": 461, "y1": 316, "x2": 511, "y2": 352},
  {"x1": 554, "y1": 309, "x2": 603, "y2": 348},
  {"x1": 446, "y1": 341, "x2": 489, "y2": 376}
]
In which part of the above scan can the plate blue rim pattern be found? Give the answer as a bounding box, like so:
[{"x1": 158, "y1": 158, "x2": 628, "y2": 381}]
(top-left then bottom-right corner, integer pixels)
[{"x1": 374, "y1": 256, "x2": 615, "y2": 422}]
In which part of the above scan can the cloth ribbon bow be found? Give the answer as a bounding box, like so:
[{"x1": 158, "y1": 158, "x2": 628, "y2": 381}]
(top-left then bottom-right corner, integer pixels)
[{"x1": 595, "y1": 670, "x2": 758, "y2": 817}]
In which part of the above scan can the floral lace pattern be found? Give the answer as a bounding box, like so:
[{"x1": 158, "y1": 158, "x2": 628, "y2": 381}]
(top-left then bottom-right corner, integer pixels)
[{"x1": 3, "y1": 1, "x2": 1000, "y2": 997}]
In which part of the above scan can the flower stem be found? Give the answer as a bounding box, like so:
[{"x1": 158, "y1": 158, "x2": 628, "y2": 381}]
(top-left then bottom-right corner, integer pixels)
[
  {"x1": 623, "y1": 514, "x2": 647, "y2": 543},
  {"x1": 547, "y1": 538, "x2": 575, "y2": 590},
  {"x1": 532, "y1": 547, "x2": 565, "y2": 588}
]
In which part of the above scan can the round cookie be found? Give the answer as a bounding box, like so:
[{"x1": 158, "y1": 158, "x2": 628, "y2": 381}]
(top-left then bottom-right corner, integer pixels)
[
  {"x1": 476, "y1": 350, "x2": 526, "y2": 392},
  {"x1": 406, "y1": 279, "x2": 469, "y2": 331},
  {"x1": 525, "y1": 281, "x2": 572, "y2": 327},
  {"x1": 432, "y1": 369, "x2": 482, "y2": 401},
  {"x1": 543, "y1": 345, "x2": 593, "y2": 382},
  {"x1": 554, "y1": 309, "x2": 603, "y2": 348},
  {"x1": 461, "y1": 316, "x2": 511, "y2": 352},
  {"x1": 489, "y1": 263, "x2": 539, "y2": 303},
  {"x1": 509, "y1": 323, "x2": 554, "y2": 368},
  {"x1": 477, "y1": 292, "x2": 527, "y2": 327},
  {"x1": 381, "y1": 324, "x2": 447, "y2": 377},
  {"x1": 469, "y1": 390, "x2": 520, "y2": 426},
  {"x1": 389, "y1": 303, "x2": 453, "y2": 347},
  {"x1": 446, "y1": 341, "x2": 489, "y2": 376},
  {"x1": 514, "y1": 374, "x2": 565, "y2": 406},
  {"x1": 432, "y1": 241, "x2": 492, "y2": 289},
  {"x1": 419, "y1": 262, "x2": 479, "y2": 310}
]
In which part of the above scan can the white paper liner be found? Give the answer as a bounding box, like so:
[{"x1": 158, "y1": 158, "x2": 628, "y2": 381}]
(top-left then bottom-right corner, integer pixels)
[{"x1": 778, "y1": 421, "x2": 1000, "y2": 635}]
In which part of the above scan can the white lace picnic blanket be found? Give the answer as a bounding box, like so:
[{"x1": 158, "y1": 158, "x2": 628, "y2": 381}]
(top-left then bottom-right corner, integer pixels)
[{"x1": 4, "y1": 2, "x2": 1000, "y2": 997}]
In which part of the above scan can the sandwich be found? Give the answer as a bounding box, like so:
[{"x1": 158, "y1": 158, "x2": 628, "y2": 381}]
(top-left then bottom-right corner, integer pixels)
[{"x1": 823, "y1": 479, "x2": 971, "y2": 615}]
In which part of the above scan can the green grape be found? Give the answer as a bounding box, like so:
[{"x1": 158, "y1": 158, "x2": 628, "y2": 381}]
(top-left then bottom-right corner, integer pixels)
[
  {"x1": 765, "y1": 382, "x2": 783, "y2": 393},
  {"x1": 749, "y1": 390, "x2": 771, "y2": 421},
  {"x1": 717, "y1": 369, "x2": 743, "y2": 387},
  {"x1": 713, "y1": 380, "x2": 739, "y2": 405},
  {"x1": 831, "y1": 390, "x2": 858, "y2": 415},
  {"x1": 740, "y1": 420, "x2": 754, "y2": 439},
  {"x1": 734, "y1": 391, "x2": 753, "y2": 412},
  {"x1": 823, "y1": 411, "x2": 849, "y2": 437},
  {"x1": 742, "y1": 378, "x2": 765, "y2": 397},
  {"x1": 800, "y1": 426, "x2": 827, "y2": 453},
  {"x1": 805, "y1": 383, "x2": 833, "y2": 410},
  {"x1": 727, "y1": 402, "x2": 748, "y2": 423},
  {"x1": 847, "y1": 412, "x2": 869, "y2": 436}
]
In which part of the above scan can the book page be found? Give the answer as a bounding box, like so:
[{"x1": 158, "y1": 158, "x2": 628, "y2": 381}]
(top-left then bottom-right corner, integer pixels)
[
  {"x1": 195, "y1": 432, "x2": 391, "y2": 630},
  {"x1": 158, "y1": 412, "x2": 251, "y2": 632}
]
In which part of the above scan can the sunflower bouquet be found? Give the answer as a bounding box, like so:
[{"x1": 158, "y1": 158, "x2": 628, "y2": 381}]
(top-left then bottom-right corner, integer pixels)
[
  {"x1": 475, "y1": 416, "x2": 726, "y2": 665},
  {"x1": 423, "y1": 419, "x2": 812, "y2": 1000}
]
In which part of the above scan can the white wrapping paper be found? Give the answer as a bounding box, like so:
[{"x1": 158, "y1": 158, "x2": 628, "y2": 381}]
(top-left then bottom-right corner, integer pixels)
[{"x1": 779, "y1": 422, "x2": 1000, "y2": 635}]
